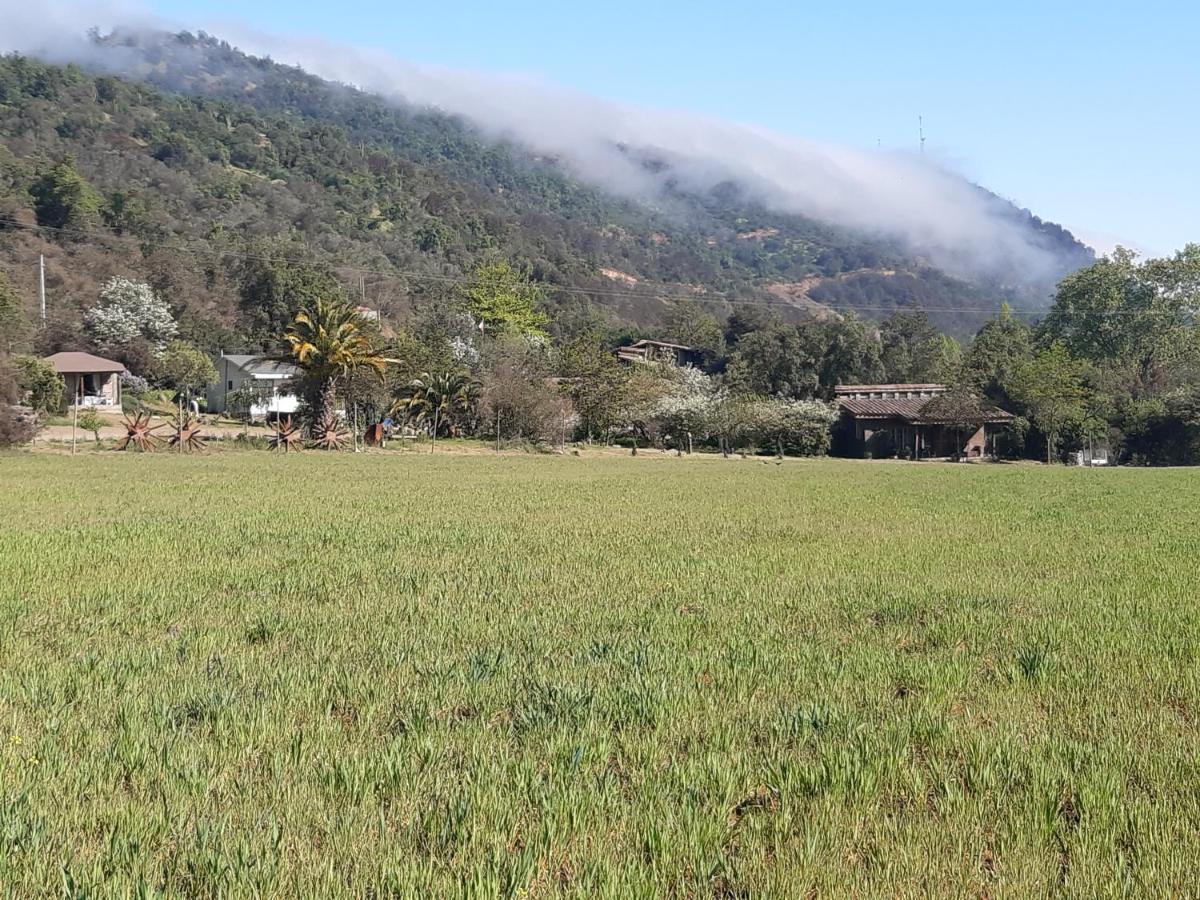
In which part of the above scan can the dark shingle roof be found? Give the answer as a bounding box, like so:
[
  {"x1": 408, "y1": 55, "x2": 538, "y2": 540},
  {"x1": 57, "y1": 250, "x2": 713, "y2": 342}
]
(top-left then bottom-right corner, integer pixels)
[{"x1": 839, "y1": 396, "x2": 1014, "y2": 423}]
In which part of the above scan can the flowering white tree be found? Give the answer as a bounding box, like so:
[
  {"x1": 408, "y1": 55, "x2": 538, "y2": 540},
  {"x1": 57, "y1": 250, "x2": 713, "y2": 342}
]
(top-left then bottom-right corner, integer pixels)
[
  {"x1": 652, "y1": 366, "x2": 724, "y2": 454},
  {"x1": 84, "y1": 277, "x2": 177, "y2": 353},
  {"x1": 748, "y1": 397, "x2": 838, "y2": 457}
]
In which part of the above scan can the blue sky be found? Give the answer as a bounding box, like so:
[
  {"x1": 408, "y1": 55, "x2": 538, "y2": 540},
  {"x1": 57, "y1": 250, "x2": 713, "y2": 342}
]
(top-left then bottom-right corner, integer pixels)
[{"x1": 144, "y1": 0, "x2": 1198, "y2": 255}]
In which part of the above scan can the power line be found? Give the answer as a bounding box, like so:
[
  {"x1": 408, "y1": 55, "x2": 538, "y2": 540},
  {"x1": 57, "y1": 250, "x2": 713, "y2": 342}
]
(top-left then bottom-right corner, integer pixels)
[{"x1": 0, "y1": 214, "x2": 1184, "y2": 321}]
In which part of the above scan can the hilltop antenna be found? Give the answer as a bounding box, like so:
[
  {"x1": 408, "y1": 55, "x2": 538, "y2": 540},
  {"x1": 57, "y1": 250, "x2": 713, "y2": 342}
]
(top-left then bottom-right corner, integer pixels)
[{"x1": 918, "y1": 116, "x2": 926, "y2": 155}]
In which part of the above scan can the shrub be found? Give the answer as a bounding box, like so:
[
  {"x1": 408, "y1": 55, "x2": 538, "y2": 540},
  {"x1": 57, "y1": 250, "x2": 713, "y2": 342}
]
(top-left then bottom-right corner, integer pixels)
[{"x1": 13, "y1": 355, "x2": 64, "y2": 414}]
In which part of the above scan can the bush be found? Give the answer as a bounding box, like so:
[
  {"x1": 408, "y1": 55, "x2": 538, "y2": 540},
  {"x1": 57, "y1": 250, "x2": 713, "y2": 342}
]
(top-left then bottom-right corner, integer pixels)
[
  {"x1": 0, "y1": 355, "x2": 35, "y2": 446},
  {"x1": 77, "y1": 408, "x2": 104, "y2": 443},
  {"x1": 13, "y1": 355, "x2": 64, "y2": 414}
]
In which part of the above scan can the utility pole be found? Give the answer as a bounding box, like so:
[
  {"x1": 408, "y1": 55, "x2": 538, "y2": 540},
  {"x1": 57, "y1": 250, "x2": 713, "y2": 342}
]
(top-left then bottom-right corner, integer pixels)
[
  {"x1": 38, "y1": 254, "x2": 46, "y2": 325},
  {"x1": 71, "y1": 382, "x2": 78, "y2": 456}
]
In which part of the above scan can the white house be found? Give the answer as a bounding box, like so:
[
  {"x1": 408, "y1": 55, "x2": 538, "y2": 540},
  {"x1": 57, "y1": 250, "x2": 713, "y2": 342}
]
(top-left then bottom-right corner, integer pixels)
[{"x1": 207, "y1": 353, "x2": 299, "y2": 420}]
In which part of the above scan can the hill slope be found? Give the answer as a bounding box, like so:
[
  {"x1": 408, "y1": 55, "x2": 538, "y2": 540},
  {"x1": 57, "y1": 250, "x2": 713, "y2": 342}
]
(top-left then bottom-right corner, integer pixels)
[{"x1": 0, "y1": 32, "x2": 1093, "y2": 346}]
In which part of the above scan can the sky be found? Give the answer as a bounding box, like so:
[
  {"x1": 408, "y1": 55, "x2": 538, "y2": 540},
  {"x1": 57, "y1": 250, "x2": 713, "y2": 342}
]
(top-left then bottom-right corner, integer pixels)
[{"x1": 48, "y1": 1, "x2": 1200, "y2": 255}]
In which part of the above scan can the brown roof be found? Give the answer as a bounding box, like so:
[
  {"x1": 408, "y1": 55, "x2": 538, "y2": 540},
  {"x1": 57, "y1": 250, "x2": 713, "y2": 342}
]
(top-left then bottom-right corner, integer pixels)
[
  {"x1": 839, "y1": 396, "x2": 1014, "y2": 424},
  {"x1": 44, "y1": 352, "x2": 125, "y2": 374},
  {"x1": 839, "y1": 397, "x2": 933, "y2": 419}
]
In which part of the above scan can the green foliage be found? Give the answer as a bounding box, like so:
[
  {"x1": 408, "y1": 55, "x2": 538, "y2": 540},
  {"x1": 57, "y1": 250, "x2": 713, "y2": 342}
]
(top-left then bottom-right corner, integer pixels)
[
  {"x1": 0, "y1": 354, "x2": 35, "y2": 445},
  {"x1": 239, "y1": 258, "x2": 345, "y2": 344},
  {"x1": 152, "y1": 340, "x2": 217, "y2": 398},
  {"x1": 393, "y1": 371, "x2": 479, "y2": 442},
  {"x1": 460, "y1": 262, "x2": 548, "y2": 338},
  {"x1": 276, "y1": 298, "x2": 389, "y2": 425},
  {"x1": 13, "y1": 354, "x2": 64, "y2": 414},
  {"x1": 963, "y1": 304, "x2": 1032, "y2": 404},
  {"x1": 879, "y1": 309, "x2": 948, "y2": 383},
  {"x1": 29, "y1": 155, "x2": 101, "y2": 229},
  {"x1": 0, "y1": 272, "x2": 31, "y2": 353},
  {"x1": 725, "y1": 323, "x2": 821, "y2": 399},
  {"x1": 76, "y1": 408, "x2": 104, "y2": 442},
  {"x1": 1009, "y1": 342, "x2": 1090, "y2": 463}
]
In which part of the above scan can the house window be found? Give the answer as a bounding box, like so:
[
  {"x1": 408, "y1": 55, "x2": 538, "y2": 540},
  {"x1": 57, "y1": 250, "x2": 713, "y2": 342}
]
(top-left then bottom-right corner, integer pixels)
[{"x1": 228, "y1": 380, "x2": 233, "y2": 390}]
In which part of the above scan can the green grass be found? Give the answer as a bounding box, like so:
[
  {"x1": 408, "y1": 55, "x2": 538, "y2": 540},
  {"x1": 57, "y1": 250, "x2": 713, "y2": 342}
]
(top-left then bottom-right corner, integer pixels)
[{"x1": 1, "y1": 453, "x2": 1198, "y2": 897}]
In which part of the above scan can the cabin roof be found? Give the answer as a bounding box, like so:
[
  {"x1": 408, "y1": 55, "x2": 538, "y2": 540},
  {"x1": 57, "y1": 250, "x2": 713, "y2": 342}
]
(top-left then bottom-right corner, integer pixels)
[{"x1": 44, "y1": 352, "x2": 125, "y2": 374}]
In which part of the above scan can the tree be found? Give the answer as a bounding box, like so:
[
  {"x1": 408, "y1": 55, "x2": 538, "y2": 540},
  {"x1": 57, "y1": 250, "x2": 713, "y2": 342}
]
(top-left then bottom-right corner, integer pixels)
[
  {"x1": 77, "y1": 408, "x2": 104, "y2": 443},
  {"x1": 963, "y1": 304, "x2": 1033, "y2": 404},
  {"x1": 879, "y1": 310, "x2": 944, "y2": 382},
  {"x1": 29, "y1": 156, "x2": 101, "y2": 229},
  {"x1": 663, "y1": 301, "x2": 725, "y2": 366},
  {"x1": 652, "y1": 366, "x2": 722, "y2": 454},
  {"x1": 275, "y1": 298, "x2": 389, "y2": 429},
  {"x1": 479, "y1": 362, "x2": 573, "y2": 448},
  {"x1": 393, "y1": 371, "x2": 479, "y2": 451},
  {"x1": 0, "y1": 355, "x2": 35, "y2": 447},
  {"x1": 1009, "y1": 342, "x2": 1089, "y2": 463},
  {"x1": 612, "y1": 366, "x2": 673, "y2": 454},
  {"x1": 724, "y1": 323, "x2": 820, "y2": 399},
  {"x1": 558, "y1": 332, "x2": 629, "y2": 441},
  {"x1": 746, "y1": 397, "x2": 837, "y2": 458},
  {"x1": 814, "y1": 313, "x2": 883, "y2": 394},
  {"x1": 13, "y1": 355, "x2": 64, "y2": 414},
  {"x1": 1037, "y1": 246, "x2": 1200, "y2": 464},
  {"x1": 152, "y1": 341, "x2": 217, "y2": 405},
  {"x1": 239, "y1": 257, "x2": 345, "y2": 344},
  {"x1": 0, "y1": 272, "x2": 31, "y2": 353},
  {"x1": 84, "y1": 277, "x2": 178, "y2": 356},
  {"x1": 460, "y1": 262, "x2": 548, "y2": 338}
]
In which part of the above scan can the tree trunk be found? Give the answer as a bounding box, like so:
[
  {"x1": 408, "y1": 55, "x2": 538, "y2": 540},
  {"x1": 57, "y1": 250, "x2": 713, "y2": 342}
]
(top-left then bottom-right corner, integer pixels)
[
  {"x1": 431, "y1": 407, "x2": 439, "y2": 454},
  {"x1": 776, "y1": 436, "x2": 784, "y2": 460},
  {"x1": 320, "y1": 377, "x2": 337, "y2": 432},
  {"x1": 1047, "y1": 430, "x2": 1054, "y2": 465},
  {"x1": 687, "y1": 431, "x2": 693, "y2": 455}
]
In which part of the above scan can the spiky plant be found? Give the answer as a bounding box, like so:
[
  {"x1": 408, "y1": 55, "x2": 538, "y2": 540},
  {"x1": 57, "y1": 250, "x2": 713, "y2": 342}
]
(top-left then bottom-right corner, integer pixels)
[
  {"x1": 268, "y1": 416, "x2": 304, "y2": 453},
  {"x1": 310, "y1": 411, "x2": 349, "y2": 451},
  {"x1": 166, "y1": 412, "x2": 205, "y2": 453},
  {"x1": 392, "y1": 371, "x2": 479, "y2": 453},
  {"x1": 116, "y1": 411, "x2": 164, "y2": 452}
]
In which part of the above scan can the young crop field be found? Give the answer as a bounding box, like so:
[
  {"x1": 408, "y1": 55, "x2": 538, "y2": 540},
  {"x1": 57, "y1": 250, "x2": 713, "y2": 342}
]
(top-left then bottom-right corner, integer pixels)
[{"x1": 0, "y1": 453, "x2": 1198, "y2": 897}]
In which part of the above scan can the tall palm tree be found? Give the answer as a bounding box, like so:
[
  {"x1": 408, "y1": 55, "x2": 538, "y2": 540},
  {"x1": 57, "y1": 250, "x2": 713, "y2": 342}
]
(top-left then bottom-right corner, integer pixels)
[
  {"x1": 275, "y1": 298, "x2": 388, "y2": 433},
  {"x1": 392, "y1": 371, "x2": 479, "y2": 453}
]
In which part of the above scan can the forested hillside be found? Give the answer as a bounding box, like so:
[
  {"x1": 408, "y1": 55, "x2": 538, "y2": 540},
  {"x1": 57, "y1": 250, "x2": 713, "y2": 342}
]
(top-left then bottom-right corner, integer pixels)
[{"x1": 0, "y1": 32, "x2": 1092, "y2": 351}]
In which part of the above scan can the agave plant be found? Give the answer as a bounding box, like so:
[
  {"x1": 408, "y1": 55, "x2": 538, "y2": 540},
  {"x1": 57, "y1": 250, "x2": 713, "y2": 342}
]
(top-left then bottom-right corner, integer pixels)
[
  {"x1": 310, "y1": 411, "x2": 349, "y2": 451},
  {"x1": 166, "y1": 412, "x2": 205, "y2": 453},
  {"x1": 268, "y1": 416, "x2": 304, "y2": 453},
  {"x1": 116, "y1": 411, "x2": 165, "y2": 452}
]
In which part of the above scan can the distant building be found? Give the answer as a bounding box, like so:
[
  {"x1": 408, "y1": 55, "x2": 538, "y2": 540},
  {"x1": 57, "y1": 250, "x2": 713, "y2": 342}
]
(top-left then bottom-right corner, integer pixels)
[
  {"x1": 207, "y1": 353, "x2": 300, "y2": 420},
  {"x1": 835, "y1": 383, "x2": 1014, "y2": 459},
  {"x1": 44, "y1": 352, "x2": 125, "y2": 409},
  {"x1": 615, "y1": 339, "x2": 704, "y2": 368}
]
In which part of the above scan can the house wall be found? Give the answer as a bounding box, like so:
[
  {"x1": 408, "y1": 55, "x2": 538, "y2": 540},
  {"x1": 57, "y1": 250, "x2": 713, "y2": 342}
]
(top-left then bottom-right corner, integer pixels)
[
  {"x1": 207, "y1": 358, "x2": 298, "y2": 418},
  {"x1": 64, "y1": 372, "x2": 119, "y2": 408}
]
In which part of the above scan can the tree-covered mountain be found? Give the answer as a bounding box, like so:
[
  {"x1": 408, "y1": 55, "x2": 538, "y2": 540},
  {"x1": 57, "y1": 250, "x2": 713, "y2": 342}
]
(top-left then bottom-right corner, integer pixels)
[{"x1": 0, "y1": 31, "x2": 1093, "y2": 350}]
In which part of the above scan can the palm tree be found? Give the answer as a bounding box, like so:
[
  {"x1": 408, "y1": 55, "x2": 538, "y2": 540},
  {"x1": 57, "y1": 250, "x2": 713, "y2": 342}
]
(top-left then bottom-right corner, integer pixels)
[
  {"x1": 392, "y1": 371, "x2": 479, "y2": 453},
  {"x1": 274, "y1": 298, "x2": 388, "y2": 437}
]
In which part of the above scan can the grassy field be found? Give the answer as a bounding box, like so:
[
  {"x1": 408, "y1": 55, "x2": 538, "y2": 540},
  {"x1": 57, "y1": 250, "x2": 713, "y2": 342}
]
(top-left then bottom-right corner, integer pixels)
[{"x1": 1, "y1": 453, "x2": 1198, "y2": 897}]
